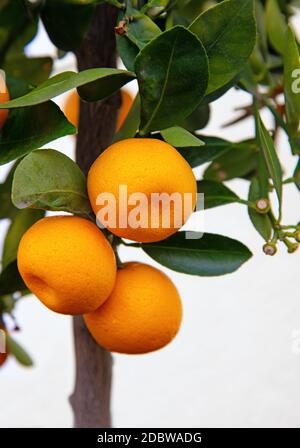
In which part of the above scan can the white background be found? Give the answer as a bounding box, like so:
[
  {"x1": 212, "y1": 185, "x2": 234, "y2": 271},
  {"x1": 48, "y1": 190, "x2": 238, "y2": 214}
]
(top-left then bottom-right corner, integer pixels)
[{"x1": 0, "y1": 14, "x2": 300, "y2": 428}]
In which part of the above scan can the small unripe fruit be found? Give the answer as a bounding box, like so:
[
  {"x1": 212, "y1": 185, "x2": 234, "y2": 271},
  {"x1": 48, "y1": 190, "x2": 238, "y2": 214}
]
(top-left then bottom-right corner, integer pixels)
[
  {"x1": 255, "y1": 198, "x2": 270, "y2": 213},
  {"x1": 294, "y1": 231, "x2": 300, "y2": 243},
  {"x1": 287, "y1": 242, "x2": 299, "y2": 254},
  {"x1": 263, "y1": 243, "x2": 277, "y2": 256}
]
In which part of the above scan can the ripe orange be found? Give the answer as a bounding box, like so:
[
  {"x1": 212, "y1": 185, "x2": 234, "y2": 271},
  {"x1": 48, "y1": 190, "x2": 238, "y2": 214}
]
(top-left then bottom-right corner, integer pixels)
[
  {"x1": 87, "y1": 138, "x2": 197, "y2": 242},
  {"x1": 0, "y1": 77, "x2": 9, "y2": 129},
  {"x1": 64, "y1": 89, "x2": 133, "y2": 131},
  {"x1": 84, "y1": 262, "x2": 182, "y2": 354},
  {"x1": 17, "y1": 216, "x2": 117, "y2": 315},
  {"x1": 116, "y1": 90, "x2": 133, "y2": 131},
  {"x1": 64, "y1": 90, "x2": 79, "y2": 128}
]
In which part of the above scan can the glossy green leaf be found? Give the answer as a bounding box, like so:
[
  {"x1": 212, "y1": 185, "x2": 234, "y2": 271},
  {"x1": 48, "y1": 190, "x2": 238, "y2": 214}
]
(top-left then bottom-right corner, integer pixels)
[
  {"x1": 0, "y1": 0, "x2": 38, "y2": 62},
  {"x1": 0, "y1": 69, "x2": 135, "y2": 108},
  {"x1": 0, "y1": 262, "x2": 26, "y2": 296},
  {"x1": 135, "y1": 26, "x2": 209, "y2": 134},
  {"x1": 0, "y1": 163, "x2": 18, "y2": 220},
  {"x1": 161, "y1": 126, "x2": 204, "y2": 147},
  {"x1": 0, "y1": 101, "x2": 75, "y2": 166},
  {"x1": 198, "y1": 180, "x2": 240, "y2": 209},
  {"x1": 189, "y1": 0, "x2": 256, "y2": 94},
  {"x1": 124, "y1": 6, "x2": 161, "y2": 50},
  {"x1": 143, "y1": 0, "x2": 169, "y2": 8},
  {"x1": 113, "y1": 95, "x2": 141, "y2": 143},
  {"x1": 12, "y1": 149, "x2": 92, "y2": 216},
  {"x1": 116, "y1": 34, "x2": 139, "y2": 72},
  {"x1": 41, "y1": 1, "x2": 94, "y2": 52},
  {"x1": 12, "y1": 149, "x2": 92, "y2": 217},
  {"x1": 179, "y1": 102, "x2": 210, "y2": 131},
  {"x1": 203, "y1": 75, "x2": 239, "y2": 104},
  {"x1": 266, "y1": 0, "x2": 286, "y2": 54},
  {"x1": 0, "y1": 76, "x2": 76, "y2": 166},
  {"x1": 204, "y1": 142, "x2": 258, "y2": 181},
  {"x1": 248, "y1": 178, "x2": 272, "y2": 241},
  {"x1": 6, "y1": 334, "x2": 33, "y2": 367},
  {"x1": 257, "y1": 151, "x2": 270, "y2": 198},
  {"x1": 178, "y1": 136, "x2": 234, "y2": 168},
  {"x1": 2, "y1": 209, "x2": 44, "y2": 270},
  {"x1": 142, "y1": 232, "x2": 252, "y2": 276},
  {"x1": 3, "y1": 56, "x2": 53, "y2": 86},
  {"x1": 284, "y1": 26, "x2": 300, "y2": 140},
  {"x1": 255, "y1": 112, "x2": 282, "y2": 206}
]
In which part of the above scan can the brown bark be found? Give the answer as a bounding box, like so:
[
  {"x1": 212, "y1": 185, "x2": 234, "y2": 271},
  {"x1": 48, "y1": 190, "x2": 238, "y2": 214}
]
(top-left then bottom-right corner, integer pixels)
[{"x1": 69, "y1": 3, "x2": 120, "y2": 428}]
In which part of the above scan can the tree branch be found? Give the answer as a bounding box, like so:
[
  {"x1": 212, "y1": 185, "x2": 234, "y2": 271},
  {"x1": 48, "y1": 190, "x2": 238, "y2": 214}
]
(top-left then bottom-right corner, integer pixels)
[{"x1": 69, "y1": 3, "x2": 120, "y2": 428}]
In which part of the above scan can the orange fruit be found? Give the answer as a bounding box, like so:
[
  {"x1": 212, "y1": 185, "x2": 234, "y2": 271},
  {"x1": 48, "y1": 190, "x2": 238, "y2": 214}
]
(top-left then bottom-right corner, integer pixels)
[
  {"x1": 17, "y1": 216, "x2": 117, "y2": 315},
  {"x1": 64, "y1": 90, "x2": 79, "y2": 128},
  {"x1": 116, "y1": 90, "x2": 133, "y2": 131},
  {"x1": 0, "y1": 76, "x2": 9, "y2": 129},
  {"x1": 63, "y1": 89, "x2": 133, "y2": 131},
  {"x1": 87, "y1": 138, "x2": 197, "y2": 242},
  {"x1": 84, "y1": 262, "x2": 182, "y2": 354}
]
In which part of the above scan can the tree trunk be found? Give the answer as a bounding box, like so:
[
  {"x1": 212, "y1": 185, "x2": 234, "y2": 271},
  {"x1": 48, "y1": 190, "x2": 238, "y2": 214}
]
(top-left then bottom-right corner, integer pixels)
[{"x1": 69, "y1": 3, "x2": 120, "y2": 428}]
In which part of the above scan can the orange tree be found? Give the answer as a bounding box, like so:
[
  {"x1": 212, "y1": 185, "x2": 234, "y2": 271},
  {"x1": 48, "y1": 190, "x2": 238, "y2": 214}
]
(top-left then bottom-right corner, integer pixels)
[{"x1": 0, "y1": 0, "x2": 300, "y2": 427}]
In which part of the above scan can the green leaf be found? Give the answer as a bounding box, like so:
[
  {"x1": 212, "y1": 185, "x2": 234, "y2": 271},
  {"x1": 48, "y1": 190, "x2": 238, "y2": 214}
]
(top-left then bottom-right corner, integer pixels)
[
  {"x1": 248, "y1": 178, "x2": 272, "y2": 241},
  {"x1": 197, "y1": 180, "x2": 240, "y2": 209},
  {"x1": 255, "y1": 112, "x2": 282, "y2": 207},
  {"x1": 283, "y1": 26, "x2": 300, "y2": 140},
  {"x1": 189, "y1": 0, "x2": 256, "y2": 94},
  {"x1": 204, "y1": 142, "x2": 258, "y2": 181},
  {"x1": 0, "y1": 262, "x2": 26, "y2": 295},
  {"x1": 0, "y1": 0, "x2": 39, "y2": 62},
  {"x1": 178, "y1": 136, "x2": 234, "y2": 168},
  {"x1": 266, "y1": 0, "x2": 287, "y2": 54},
  {"x1": 41, "y1": 1, "x2": 94, "y2": 52},
  {"x1": 135, "y1": 26, "x2": 209, "y2": 134},
  {"x1": 179, "y1": 102, "x2": 210, "y2": 131},
  {"x1": 142, "y1": 232, "x2": 252, "y2": 276},
  {"x1": 12, "y1": 149, "x2": 92, "y2": 217},
  {"x1": 2, "y1": 209, "x2": 44, "y2": 270},
  {"x1": 0, "y1": 69, "x2": 135, "y2": 108},
  {"x1": 113, "y1": 94, "x2": 141, "y2": 143},
  {"x1": 0, "y1": 76, "x2": 75, "y2": 166},
  {"x1": 0, "y1": 163, "x2": 19, "y2": 220},
  {"x1": 0, "y1": 102, "x2": 75, "y2": 166},
  {"x1": 6, "y1": 334, "x2": 33, "y2": 367},
  {"x1": 116, "y1": 34, "x2": 139, "y2": 72},
  {"x1": 3, "y1": 56, "x2": 53, "y2": 86},
  {"x1": 123, "y1": 6, "x2": 161, "y2": 50},
  {"x1": 203, "y1": 75, "x2": 239, "y2": 103},
  {"x1": 161, "y1": 126, "x2": 204, "y2": 147}
]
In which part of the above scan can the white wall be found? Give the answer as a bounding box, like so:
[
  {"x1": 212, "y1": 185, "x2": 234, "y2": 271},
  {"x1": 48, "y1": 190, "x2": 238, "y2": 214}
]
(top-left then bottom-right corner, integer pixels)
[{"x1": 0, "y1": 17, "x2": 299, "y2": 428}]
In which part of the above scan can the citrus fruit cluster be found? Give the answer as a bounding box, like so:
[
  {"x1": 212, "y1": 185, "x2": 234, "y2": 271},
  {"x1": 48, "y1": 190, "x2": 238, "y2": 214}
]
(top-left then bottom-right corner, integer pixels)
[{"x1": 17, "y1": 130, "x2": 196, "y2": 354}]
